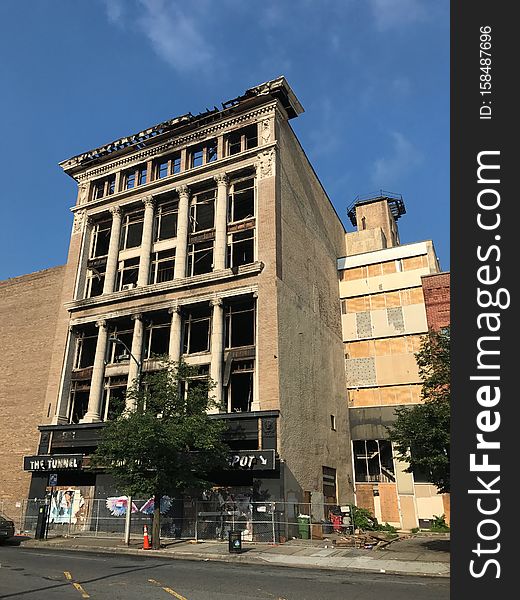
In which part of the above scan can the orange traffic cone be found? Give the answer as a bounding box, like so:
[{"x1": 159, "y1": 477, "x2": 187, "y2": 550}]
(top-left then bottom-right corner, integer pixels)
[{"x1": 143, "y1": 524, "x2": 151, "y2": 549}]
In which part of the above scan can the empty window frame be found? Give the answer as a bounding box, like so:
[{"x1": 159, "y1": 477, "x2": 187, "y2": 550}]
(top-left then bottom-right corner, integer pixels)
[
  {"x1": 227, "y1": 229, "x2": 254, "y2": 268},
  {"x1": 116, "y1": 257, "x2": 140, "y2": 291},
  {"x1": 154, "y1": 152, "x2": 181, "y2": 179},
  {"x1": 102, "y1": 376, "x2": 127, "y2": 421},
  {"x1": 228, "y1": 178, "x2": 255, "y2": 223},
  {"x1": 226, "y1": 124, "x2": 258, "y2": 156},
  {"x1": 224, "y1": 298, "x2": 255, "y2": 349},
  {"x1": 68, "y1": 381, "x2": 90, "y2": 424},
  {"x1": 92, "y1": 175, "x2": 116, "y2": 200},
  {"x1": 187, "y1": 241, "x2": 213, "y2": 276},
  {"x1": 154, "y1": 201, "x2": 178, "y2": 241},
  {"x1": 124, "y1": 164, "x2": 147, "y2": 190},
  {"x1": 322, "y1": 466, "x2": 337, "y2": 502},
  {"x1": 190, "y1": 190, "x2": 215, "y2": 233},
  {"x1": 85, "y1": 262, "x2": 106, "y2": 298},
  {"x1": 90, "y1": 219, "x2": 112, "y2": 258},
  {"x1": 143, "y1": 313, "x2": 171, "y2": 359},
  {"x1": 107, "y1": 320, "x2": 134, "y2": 364},
  {"x1": 149, "y1": 249, "x2": 175, "y2": 284},
  {"x1": 188, "y1": 139, "x2": 218, "y2": 168},
  {"x1": 73, "y1": 325, "x2": 98, "y2": 369},
  {"x1": 120, "y1": 209, "x2": 144, "y2": 249},
  {"x1": 227, "y1": 360, "x2": 254, "y2": 413},
  {"x1": 182, "y1": 305, "x2": 211, "y2": 354},
  {"x1": 353, "y1": 439, "x2": 395, "y2": 483}
]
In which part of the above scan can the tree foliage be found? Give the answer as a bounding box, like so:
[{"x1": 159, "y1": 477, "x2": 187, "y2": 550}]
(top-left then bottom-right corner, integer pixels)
[
  {"x1": 388, "y1": 327, "x2": 450, "y2": 493},
  {"x1": 91, "y1": 359, "x2": 229, "y2": 548}
]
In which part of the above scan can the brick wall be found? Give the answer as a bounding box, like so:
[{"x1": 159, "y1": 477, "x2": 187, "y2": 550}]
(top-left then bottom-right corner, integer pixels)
[
  {"x1": 421, "y1": 272, "x2": 450, "y2": 330},
  {"x1": 0, "y1": 266, "x2": 64, "y2": 518}
]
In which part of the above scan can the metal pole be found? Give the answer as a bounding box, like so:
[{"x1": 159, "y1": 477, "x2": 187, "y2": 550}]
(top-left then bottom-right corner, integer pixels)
[
  {"x1": 194, "y1": 500, "x2": 198, "y2": 542},
  {"x1": 124, "y1": 496, "x2": 132, "y2": 544}
]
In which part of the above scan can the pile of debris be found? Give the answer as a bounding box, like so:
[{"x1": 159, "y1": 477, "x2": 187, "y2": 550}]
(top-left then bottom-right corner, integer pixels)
[{"x1": 331, "y1": 532, "x2": 397, "y2": 550}]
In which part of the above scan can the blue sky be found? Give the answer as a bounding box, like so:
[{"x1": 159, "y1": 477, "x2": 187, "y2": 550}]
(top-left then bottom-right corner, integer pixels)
[{"x1": 0, "y1": 0, "x2": 449, "y2": 280}]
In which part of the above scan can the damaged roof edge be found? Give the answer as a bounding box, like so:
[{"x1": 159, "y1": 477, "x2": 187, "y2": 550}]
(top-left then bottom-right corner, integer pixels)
[{"x1": 59, "y1": 76, "x2": 304, "y2": 175}]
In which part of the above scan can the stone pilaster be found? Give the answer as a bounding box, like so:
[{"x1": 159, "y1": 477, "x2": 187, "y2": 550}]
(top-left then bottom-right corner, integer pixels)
[
  {"x1": 173, "y1": 185, "x2": 190, "y2": 279},
  {"x1": 82, "y1": 320, "x2": 108, "y2": 423},
  {"x1": 210, "y1": 298, "x2": 224, "y2": 411},
  {"x1": 137, "y1": 196, "x2": 155, "y2": 287},
  {"x1": 213, "y1": 173, "x2": 229, "y2": 270},
  {"x1": 168, "y1": 305, "x2": 182, "y2": 364},
  {"x1": 126, "y1": 314, "x2": 144, "y2": 405},
  {"x1": 103, "y1": 206, "x2": 122, "y2": 294},
  {"x1": 52, "y1": 326, "x2": 77, "y2": 424},
  {"x1": 74, "y1": 213, "x2": 93, "y2": 300}
]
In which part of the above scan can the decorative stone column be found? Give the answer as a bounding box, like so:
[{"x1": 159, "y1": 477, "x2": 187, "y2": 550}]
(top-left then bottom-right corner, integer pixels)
[
  {"x1": 103, "y1": 206, "x2": 123, "y2": 294},
  {"x1": 168, "y1": 305, "x2": 182, "y2": 364},
  {"x1": 210, "y1": 298, "x2": 224, "y2": 410},
  {"x1": 137, "y1": 196, "x2": 155, "y2": 287},
  {"x1": 82, "y1": 320, "x2": 108, "y2": 423},
  {"x1": 73, "y1": 212, "x2": 93, "y2": 300},
  {"x1": 53, "y1": 326, "x2": 78, "y2": 424},
  {"x1": 213, "y1": 173, "x2": 229, "y2": 270},
  {"x1": 173, "y1": 185, "x2": 190, "y2": 279},
  {"x1": 127, "y1": 314, "x2": 144, "y2": 396}
]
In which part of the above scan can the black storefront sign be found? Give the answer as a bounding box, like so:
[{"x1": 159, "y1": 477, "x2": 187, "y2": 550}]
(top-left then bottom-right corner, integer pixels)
[
  {"x1": 23, "y1": 454, "x2": 83, "y2": 471},
  {"x1": 227, "y1": 450, "x2": 275, "y2": 471}
]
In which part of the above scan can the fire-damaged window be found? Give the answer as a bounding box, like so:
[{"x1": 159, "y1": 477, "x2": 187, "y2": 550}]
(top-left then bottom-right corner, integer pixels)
[
  {"x1": 182, "y1": 364, "x2": 210, "y2": 400},
  {"x1": 150, "y1": 249, "x2": 175, "y2": 284},
  {"x1": 154, "y1": 152, "x2": 181, "y2": 180},
  {"x1": 182, "y1": 305, "x2": 211, "y2": 354},
  {"x1": 224, "y1": 298, "x2": 255, "y2": 348},
  {"x1": 116, "y1": 257, "x2": 140, "y2": 291},
  {"x1": 353, "y1": 439, "x2": 395, "y2": 483},
  {"x1": 120, "y1": 209, "x2": 144, "y2": 249},
  {"x1": 190, "y1": 190, "x2": 215, "y2": 233},
  {"x1": 228, "y1": 178, "x2": 254, "y2": 223},
  {"x1": 102, "y1": 376, "x2": 127, "y2": 421},
  {"x1": 227, "y1": 229, "x2": 254, "y2": 268},
  {"x1": 154, "y1": 200, "x2": 178, "y2": 241},
  {"x1": 322, "y1": 467, "x2": 337, "y2": 503},
  {"x1": 188, "y1": 138, "x2": 218, "y2": 168},
  {"x1": 187, "y1": 240, "x2": 213, "y2": 276},
  {"x1": 68, "y1": 381, "x2": 90, "y2": 424},
  {"x1": 123, "y1": 163, "x2": 147, "y2": 190},
  {"x1": 226, "y1": 124, "x2": 258, "y2": 156},
  {"x1": 107, "y1": 319, "x2": 134, "y2": 364},
  {"x1": 85, "y1": 262, "x2": 106, "y2": 298},
  {"x1": 73, "y1": 325, "x2": 98, "y2": 369},
  {"x1": 90, "y1": 219, "x2": 111, "y2": 258},
  {"x1": 225, "y1": 360, "x2": 254, "y2": 413},
  {"x1": 143, "y1": 312, "x2": 171, "y2": 359}
]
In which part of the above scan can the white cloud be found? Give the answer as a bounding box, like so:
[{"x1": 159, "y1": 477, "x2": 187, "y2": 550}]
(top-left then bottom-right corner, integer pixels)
[
  {"x1": 103, "y1": 0, "x2": 125, "y2": 25},
  {"x1": 369, "y1": 0, "x2": 428, "y2": 31},
  {"x1": 371, "y1": 131, "x2": 422, "y2": 187}
]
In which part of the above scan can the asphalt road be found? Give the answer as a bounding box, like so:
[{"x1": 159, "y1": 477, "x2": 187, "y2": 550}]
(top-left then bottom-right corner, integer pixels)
[{"x1": 0, "y1": 546, "x2": 449, "y2": 600}]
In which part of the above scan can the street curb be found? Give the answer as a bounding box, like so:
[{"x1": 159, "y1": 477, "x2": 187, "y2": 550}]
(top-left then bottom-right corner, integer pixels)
[{"x1": 18, "y1": 540, "x2": 450, "y2": 579}]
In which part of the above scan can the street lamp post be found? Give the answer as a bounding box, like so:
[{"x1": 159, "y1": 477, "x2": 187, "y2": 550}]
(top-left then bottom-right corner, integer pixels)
[{"x1": 108, "y1": 335, "x2": 142, "y2": 546}]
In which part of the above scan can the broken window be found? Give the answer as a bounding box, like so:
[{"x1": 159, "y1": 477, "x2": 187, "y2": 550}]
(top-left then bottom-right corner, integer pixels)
[
  {"x1": 116, "y1": 257, "x2": 140, "y2": 291},
  {"x1": 322, "y1": 467, "x2": 337, "y2": 503},
  {"x1": 226, "y1": 124, "x2": 258, "y2": 156},
  {"x1": 107, "y1": 319, "x2": 134, "y2": 364},
  {"x1": 150, "y1": 249, "x2": 175, "y2": 284},
  {"x1": 228, "y1": 178, "x2": 255, "y2": 223},
  {"x1": 226, "y1": 360, "x2": 254, "y2": 412},
  {"x1": 182, "y1": 305, "x2": 211, "y2": 354},
  {"x1": 143, "y1": 312, "x2": 171, "y2": 359},
  {"x1": 74, "y1": 325, "x2": 98, "y2": 369},
  {"x1": 154, "y1": 152, "x2": 181, "y2": 180},
  {"x1": 91, "y1": 175, "x2": 116, "y2": 200},
  {"x1": 224, "y1": 298, "x2": 255, "y2": 348},
  {"x1": 85, "y1": 262, "x2": 106, "y2": 298},
  {"x1": 187, "y1": 241, "x2": 213, "y2": 276},
  {"x1": 102, "y1": 376, "x2": 127, "y2": 421},
  {"x1": 120, "y1": 209, "x2": 144, "y2": 249},
  {"x1": 190, "y1": 190, "x2": 215, "y2": 233},
  {"x1": 123, "y1": 163, "x2": 147, "y2": 190},
  {"x1": 353, "y1": 439, "x2": 395, "y2": 483},
  {"x1": 188, "y1": 138, "x2": 218, "y2": 168},
  {"x1": 90, "y1": 219, "x2": 112, "y2": 258},
  {"x1": 68, "y1": 381, "x2": 90, "y2": 424},
  {"x1": 227, "y1": 229, "x2": 254, "y2": 268},
  {"x1": 154, "y1": 200, "x2": 178, "y2": 241}
]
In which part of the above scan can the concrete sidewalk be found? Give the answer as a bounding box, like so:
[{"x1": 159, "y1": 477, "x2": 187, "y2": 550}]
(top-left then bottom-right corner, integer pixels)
[{"x1": 16, "y1": 533, "x2": 450, "y2": 578}]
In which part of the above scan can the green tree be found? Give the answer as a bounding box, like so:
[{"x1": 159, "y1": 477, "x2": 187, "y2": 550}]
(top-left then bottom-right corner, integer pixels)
[
  {"x1": 92, "y1": 359, "x2": 229, "y2": 548},
  {"x1": 388, "y1": 327, "x2": 450, "y2": 493}
]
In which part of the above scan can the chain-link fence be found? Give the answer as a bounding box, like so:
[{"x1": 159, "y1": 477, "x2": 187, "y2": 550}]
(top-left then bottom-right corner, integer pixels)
[{"x1": 15, "y1": 497, "x2": 357, "y2": 544}]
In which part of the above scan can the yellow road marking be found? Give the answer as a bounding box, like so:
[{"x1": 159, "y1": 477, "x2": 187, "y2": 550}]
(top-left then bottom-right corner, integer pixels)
[
  {"x1": 72, "y1": 582, "x2": 90, "y2": 598},
  {"x1": 64, "y1": 571, "x2": 72, "y2": 580},
  {"x1": 148, "y1": 578, "x2": 188, "y2": 600}
]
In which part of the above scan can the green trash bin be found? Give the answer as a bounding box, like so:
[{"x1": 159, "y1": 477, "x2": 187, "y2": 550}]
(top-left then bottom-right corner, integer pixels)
[{"x1": 297, "y1": 515, "x2": 310, "y2": 539}]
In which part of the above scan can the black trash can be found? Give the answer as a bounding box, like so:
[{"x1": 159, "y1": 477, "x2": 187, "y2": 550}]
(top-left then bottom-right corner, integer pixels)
[
  {"x1": 35, "y1": 503, "x2": 49, "y2": 540},
  {"x1": 228, "y1": 530, "x2": 242, "y2": 553}
]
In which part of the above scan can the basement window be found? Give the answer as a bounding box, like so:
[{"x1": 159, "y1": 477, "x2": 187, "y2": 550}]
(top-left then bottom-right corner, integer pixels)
[
  {"x1": 227, "y1": 360, "x2": 254, "y2": 412},
  {"x1": 150, "y1": 249, "x2": 175, "y2": 284},
  {"x1": 120, "y1": 209, "x2": 144, "y2": 249},
  {"x1": 190, "y1": 190, "x2": 215, "y2": 233},
  {"x1": 143, "y1": 313, "x2": 171, "y2": 359},
  {"x1": 154, "y1": 200, "x2": 178, "y2": 241},
  {"x1": 74, "y1": 325, "x2": 98, "y2": 369},
  {"x1": 187, "y1": 241, "x2": 213, "y2": 276},
  {"x1": 226, "y1": 124, "x2": 258, "y2": 156},
  {"x1": 353, "y1": 439, "x2": 395, "y2": 483},
  {"x1": 183, "y1": 305, "x2": 211, "y2": 354},
  {"x1": 224, "y1": 298, "x2": 255, "y2": 348},
  {"x1": 116, "y1": 257, "x2": 140, "y2": 291},
  {"x1": 68, "y1": 381, "x2": 90, "y2": 424},
  {"x1": 228, "y1": 178, "x2": 254, "y2": 223}
]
